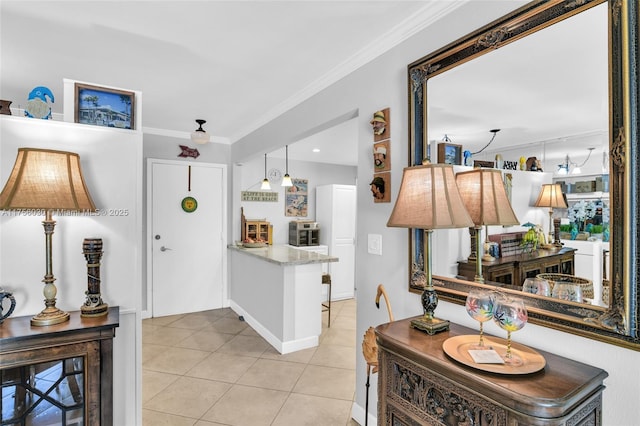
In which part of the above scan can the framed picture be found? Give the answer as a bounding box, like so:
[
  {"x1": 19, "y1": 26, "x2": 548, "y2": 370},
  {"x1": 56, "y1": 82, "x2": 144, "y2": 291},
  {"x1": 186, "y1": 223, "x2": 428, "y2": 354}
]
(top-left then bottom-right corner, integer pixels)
[
  {"x1": 474, "y1": 160, "x2": 495, "y2": 168},
  {"x1": 437, "y1": 142, "x2": 462, "y2": 165},
  {"x1": 285, "y1": 178, "x2": 308, "y2": 217},
  {"x1": 74, "y1": 83, "x2": 135, "y2": 130}
]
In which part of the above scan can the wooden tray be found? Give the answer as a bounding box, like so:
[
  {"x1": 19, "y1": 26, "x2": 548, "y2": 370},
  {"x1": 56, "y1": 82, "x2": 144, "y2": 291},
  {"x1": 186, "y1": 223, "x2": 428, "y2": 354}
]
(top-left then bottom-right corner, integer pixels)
[{"x1": 443, "y1": 334, "x2": 546, "y2": 375}]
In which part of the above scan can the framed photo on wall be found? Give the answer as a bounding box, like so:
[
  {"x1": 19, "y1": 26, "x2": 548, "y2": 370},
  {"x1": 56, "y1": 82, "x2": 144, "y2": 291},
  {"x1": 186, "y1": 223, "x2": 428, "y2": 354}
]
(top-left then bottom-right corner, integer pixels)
[
  {"x1": 285, "y1": 178, "x2": 308, "y2": 217},
  {"x1": 74, "y1": 83, "x2": 135, "y2": 130},
  {"x1": 437, "y1": 142, "x2": 462, "y2": 165}
]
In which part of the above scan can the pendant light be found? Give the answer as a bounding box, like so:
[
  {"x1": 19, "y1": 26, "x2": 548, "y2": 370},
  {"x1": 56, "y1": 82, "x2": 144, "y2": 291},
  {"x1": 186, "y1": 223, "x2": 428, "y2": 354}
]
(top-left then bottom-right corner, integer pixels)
[
  {"x1": 281, "y1": 145, "x2": 293, "y2": 187},
  {"x1": 261, "y1": 153, "x2": 271, "y2": 190}
]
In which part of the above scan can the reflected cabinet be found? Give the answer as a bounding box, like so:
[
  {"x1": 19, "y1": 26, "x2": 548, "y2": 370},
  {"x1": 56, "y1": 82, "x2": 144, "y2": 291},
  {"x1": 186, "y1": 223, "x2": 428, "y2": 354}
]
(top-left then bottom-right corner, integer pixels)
[
  {"x1": 457, "y1": 248, "x2": 575, "y2": 286},
  {"x1": 376, "y1": 318, "x2": 607, "y2": 425},
  {"x1": 0, "y1": 307, "x2": 119, "y2": 425}
]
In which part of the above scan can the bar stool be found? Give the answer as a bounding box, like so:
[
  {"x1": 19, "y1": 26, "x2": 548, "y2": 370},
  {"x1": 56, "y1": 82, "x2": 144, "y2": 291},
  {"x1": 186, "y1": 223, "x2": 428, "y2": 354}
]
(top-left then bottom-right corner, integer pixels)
[{"x1": 322, "y1": 273, "x2": 332, "y2": 327}]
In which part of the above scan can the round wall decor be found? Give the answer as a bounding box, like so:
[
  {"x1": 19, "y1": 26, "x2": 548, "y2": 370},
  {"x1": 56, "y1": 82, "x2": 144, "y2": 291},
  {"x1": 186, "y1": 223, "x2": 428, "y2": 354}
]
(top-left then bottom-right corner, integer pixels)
[{"x1": 181, "y1": 196, "x2": 198, "y2": 213}]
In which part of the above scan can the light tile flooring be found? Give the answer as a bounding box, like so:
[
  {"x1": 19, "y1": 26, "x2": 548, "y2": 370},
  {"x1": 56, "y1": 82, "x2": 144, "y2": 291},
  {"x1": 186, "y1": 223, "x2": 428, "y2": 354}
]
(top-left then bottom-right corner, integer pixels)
[{"x1": 142, "y1": 299, "x2": 360, "y2": 426}]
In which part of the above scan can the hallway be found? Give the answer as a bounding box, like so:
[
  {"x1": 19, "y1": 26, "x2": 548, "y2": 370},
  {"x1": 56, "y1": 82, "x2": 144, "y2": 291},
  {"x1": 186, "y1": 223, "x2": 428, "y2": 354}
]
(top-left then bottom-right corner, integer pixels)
[{"x1": 142, "y1": 299, "x2": 359, "y2": 425}]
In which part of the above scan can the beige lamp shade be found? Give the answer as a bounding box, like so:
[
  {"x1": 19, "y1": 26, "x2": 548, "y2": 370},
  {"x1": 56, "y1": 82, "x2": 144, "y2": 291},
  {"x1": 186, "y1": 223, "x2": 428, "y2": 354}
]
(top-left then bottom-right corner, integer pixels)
[
  {"x1": 387, "y1": 164, "x2": 474, "y2": 230},
  {"x1": 0, "y1": 148, "x2": 96, "y2": 211},
  {"x1": 534, "y1": 183, "x2": 568, "y2": 209},
  {"x1": 455, "y1": 168, "x2": 520, "y2": 226}
]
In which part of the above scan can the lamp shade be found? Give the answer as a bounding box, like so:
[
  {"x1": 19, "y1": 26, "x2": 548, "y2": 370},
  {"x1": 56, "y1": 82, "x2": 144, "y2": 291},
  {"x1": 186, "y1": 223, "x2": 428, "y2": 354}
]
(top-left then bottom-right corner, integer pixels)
[
  {"x1": 534, "y1": 183, "x2": 568, "y2": 209},
  {"x1": 387, "y1": 164, "x2": 473, "y2": 230},
  {"x1": 455, "y1": 168, "x2": 520, "y2": 226},
  {"x1": 0, "y1": 148, "x2": 96, "y2": 211}
]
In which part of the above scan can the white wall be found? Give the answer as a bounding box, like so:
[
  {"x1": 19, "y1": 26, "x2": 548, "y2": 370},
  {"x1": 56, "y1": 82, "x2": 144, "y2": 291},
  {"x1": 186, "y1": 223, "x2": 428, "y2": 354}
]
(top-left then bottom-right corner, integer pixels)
[
  {"x1": 231, "y1": 2, "x2": 640, "y2": 425},
  {"x1": 0, "y1": 116, "x2": 141, "y2": 426}
]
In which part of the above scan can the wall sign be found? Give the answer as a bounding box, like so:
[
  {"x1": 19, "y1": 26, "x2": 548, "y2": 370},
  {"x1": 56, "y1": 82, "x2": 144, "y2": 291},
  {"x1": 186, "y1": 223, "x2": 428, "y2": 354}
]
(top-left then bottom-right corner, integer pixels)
[{"x1": 241, "y1": 191, "x2": 278, "y2": 202}]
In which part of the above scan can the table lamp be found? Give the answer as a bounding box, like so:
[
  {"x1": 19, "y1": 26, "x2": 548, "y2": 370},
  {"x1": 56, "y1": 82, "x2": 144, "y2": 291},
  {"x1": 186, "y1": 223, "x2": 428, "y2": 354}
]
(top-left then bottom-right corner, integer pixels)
[
  {"x1": 387, "y1": 164, "x2": 474, "y2": 334},
  {"x1": 455, "y1": 169, "x2": 520, "y2": 283},
  {"x1": 534, "y1": 183, "x2": 567, "y2": 249},
  {"x1": 0, "y1": 148, "x2": 97, "y2": 326}
]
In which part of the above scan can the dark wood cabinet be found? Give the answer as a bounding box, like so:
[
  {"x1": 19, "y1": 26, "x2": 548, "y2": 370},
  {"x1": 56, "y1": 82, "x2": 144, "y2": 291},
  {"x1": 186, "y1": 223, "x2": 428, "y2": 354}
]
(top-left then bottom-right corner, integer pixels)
[
  {"x1": 458, "y1": 247, "x2": 575, "y2": 286},
  {"x1": 0, "y1": 307, "x2": 119, "y2": 425},
  {"x1": 376, "y1": 318, "x2": 607, "y2": 425}
]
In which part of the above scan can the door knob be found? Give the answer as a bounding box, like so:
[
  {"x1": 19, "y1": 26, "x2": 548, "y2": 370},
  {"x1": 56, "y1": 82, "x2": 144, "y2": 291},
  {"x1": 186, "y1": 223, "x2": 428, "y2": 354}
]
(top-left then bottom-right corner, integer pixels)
[{"x1": 160, "y1": 246, "x2": 172, "y2": 252}]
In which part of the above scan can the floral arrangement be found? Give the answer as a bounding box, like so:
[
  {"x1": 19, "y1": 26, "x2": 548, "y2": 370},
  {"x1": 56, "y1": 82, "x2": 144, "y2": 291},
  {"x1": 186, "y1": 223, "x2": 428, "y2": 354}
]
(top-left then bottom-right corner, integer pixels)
[
  {"x1": 520, "y1": 223, "x2": 544, "y2": 252},
  {"x1": 567, "y1": 200, "x2": 609, "y2": 232}
]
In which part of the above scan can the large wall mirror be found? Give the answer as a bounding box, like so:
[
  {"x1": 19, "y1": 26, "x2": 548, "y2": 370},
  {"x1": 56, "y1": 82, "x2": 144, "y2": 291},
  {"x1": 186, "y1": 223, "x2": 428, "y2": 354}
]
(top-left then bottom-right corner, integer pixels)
[{"x1": 407, "y1": 0, "x2": 639, "y2": 349}]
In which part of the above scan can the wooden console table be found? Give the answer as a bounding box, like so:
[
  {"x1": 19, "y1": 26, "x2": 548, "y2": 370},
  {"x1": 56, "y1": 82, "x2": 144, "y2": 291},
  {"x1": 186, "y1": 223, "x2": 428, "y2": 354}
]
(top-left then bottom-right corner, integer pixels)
[
  {"x1": 0, "y1": 307, "x2": 119, "y2": 425},
  {"x1": 376, "y1": 318, "x2": 607, "y2": 425},
  {"x1": 458, "y1": 247, "x2": 576, "y2": 285}
]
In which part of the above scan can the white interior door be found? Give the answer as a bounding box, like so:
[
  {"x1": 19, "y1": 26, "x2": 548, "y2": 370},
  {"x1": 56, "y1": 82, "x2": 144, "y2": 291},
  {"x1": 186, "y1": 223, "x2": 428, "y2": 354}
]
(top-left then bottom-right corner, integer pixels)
[
  {"x1": 331, "y1": 185, "x2": 356, "y2": 299},
  {"x1": 150, "y1": 160, "x2": 225, "y2": 317}
]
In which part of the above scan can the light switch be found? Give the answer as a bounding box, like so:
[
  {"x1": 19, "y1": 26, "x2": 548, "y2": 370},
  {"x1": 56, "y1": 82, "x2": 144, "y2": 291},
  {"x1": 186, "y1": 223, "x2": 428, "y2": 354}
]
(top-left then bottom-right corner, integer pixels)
[{"x1": 368, "y1": 234, "x2": 382, "y2": 256}]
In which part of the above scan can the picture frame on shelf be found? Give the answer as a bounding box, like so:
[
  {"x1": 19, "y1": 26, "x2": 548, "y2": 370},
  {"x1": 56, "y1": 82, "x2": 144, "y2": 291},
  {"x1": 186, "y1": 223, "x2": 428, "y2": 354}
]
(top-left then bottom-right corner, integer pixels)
[
  {"x1": 437, "y1": 142, "x2": 462, "y2": 165},
  {"x1": 474, "y1": 160, "x2": 495, "y2": 168},
  {"x1": 74, "y1": 83, "x2": 135, "y2": 130}
]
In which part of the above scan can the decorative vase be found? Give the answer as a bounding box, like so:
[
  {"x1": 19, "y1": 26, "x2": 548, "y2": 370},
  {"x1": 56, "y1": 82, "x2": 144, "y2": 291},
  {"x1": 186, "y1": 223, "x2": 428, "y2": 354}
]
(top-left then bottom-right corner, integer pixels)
[{"x1": 570, "y1": 225, "x2": 578, "y2": 240}]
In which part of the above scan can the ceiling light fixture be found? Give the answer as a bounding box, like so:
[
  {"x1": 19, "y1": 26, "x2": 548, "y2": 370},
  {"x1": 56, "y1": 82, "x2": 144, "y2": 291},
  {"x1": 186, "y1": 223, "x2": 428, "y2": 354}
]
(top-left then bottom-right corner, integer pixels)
[
  {"x1": 472, "y1": 129, "x2": 500, "y2": 155},
  {"x1": 281, "y1": 145, "x2": 293, "y2": 187},
  {"x1": 557, "y1": 148, "x2": 594, "y2": 175},
  {"x1": 190, "y1": 119, "x2": 210, "y2": 144},
  {"x1": 261, "y1": 153, "x2": 271, "y2": 190}
]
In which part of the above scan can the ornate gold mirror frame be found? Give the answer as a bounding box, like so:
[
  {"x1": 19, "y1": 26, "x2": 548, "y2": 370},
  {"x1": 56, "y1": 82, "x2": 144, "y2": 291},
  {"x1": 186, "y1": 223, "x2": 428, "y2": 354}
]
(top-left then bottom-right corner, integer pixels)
[{"x1": 407, "y1": 0, "x2": 639, "y2": 349}]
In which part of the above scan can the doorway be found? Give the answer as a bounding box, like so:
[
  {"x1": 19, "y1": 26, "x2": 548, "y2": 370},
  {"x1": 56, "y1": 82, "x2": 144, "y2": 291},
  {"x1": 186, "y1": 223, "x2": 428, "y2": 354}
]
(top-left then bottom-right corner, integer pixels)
[{"x1": 146, "y1": 159, "x2": 227, "y2": 317}]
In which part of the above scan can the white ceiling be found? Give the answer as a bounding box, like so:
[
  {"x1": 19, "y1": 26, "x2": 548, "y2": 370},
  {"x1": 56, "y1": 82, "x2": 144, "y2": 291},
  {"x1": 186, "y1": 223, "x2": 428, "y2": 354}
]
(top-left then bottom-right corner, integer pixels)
[
  {"x1": 0, "y1": 1, "x2": 608, "y2": 170},
  {"x1": 0, "y1": 1, "x2": 454, "y2": 144}
]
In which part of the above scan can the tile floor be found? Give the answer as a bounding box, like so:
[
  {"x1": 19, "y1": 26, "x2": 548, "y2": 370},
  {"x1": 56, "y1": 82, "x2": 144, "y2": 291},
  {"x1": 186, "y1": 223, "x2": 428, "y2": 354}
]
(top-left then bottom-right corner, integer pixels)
[{"x1": 142, "y1": 299, "x2": 360, "y2": 426}]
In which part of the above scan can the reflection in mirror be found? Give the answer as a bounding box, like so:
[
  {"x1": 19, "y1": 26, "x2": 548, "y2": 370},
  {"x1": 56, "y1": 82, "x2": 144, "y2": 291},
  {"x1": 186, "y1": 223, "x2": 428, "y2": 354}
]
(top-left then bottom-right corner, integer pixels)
[
  {"x1": 427, "y1": 3, "x2": 609, "y2": 307},
  {"x1": 407, "y1": 0, "x2": 639, "y2": 349}
]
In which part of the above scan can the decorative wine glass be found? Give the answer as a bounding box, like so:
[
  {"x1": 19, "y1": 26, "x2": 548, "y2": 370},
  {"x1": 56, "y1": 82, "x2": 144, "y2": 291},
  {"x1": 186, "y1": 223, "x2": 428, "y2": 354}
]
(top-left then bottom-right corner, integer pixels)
[
  {"x1": 492, "y1": 296, "x2": 528, "y2": 365},
  {"x1": 465, "y1": 289, "x2": 494, "y2": 349}
]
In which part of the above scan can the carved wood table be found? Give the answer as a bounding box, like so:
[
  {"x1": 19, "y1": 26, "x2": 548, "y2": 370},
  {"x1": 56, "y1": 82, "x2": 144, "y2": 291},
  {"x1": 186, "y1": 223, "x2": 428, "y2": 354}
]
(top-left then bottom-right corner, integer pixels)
[
  {"x1": 0, "y1": 307, "x2": 119, "y2": 425},
  {"x1": 376, "y1": 318, "x2": 607, "y2": 425}
]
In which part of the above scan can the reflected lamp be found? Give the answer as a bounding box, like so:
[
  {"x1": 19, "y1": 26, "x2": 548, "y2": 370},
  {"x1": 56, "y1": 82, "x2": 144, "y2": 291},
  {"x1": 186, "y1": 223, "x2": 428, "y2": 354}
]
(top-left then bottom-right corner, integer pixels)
[
  {"x1": 0, "y1": 148, "x2": 97, "y2": 326},
  {"x1": 456, "y1": 169, "x2": 520, "y2": 283},
  {"x1": 387, "y1": 164, "x2": 473, "y2": 334},
  {"x1": 534, "y1": 183, "x2": 567, "y2": 248}
]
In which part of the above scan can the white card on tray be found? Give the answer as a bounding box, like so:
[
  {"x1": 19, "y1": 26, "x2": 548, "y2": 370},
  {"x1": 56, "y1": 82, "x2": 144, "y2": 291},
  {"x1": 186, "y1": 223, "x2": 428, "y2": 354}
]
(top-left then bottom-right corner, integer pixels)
[{"x1": 468, "y1": 349, "x2": 505, "y2": 364}]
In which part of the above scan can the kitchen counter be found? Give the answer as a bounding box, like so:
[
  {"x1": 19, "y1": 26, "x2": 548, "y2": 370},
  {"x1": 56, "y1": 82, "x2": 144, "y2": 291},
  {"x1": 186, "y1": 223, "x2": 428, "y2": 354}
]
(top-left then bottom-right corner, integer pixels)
[
  {"x1": 228, "y1": 244, "x2": 339, "y2": 354},
  {"x1": 228, "y1": 244, "x2": 338, "y2": 266}
]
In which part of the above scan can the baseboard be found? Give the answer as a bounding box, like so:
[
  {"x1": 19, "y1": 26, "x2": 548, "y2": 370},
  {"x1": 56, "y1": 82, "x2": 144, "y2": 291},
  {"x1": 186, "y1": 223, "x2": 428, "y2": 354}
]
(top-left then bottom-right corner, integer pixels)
[
  {"x1": 229, "y1": 301, "x2": 318, "y2": 354},
  {"x1": 351, "y1": 401, "x2": 376, "y2": 426}
]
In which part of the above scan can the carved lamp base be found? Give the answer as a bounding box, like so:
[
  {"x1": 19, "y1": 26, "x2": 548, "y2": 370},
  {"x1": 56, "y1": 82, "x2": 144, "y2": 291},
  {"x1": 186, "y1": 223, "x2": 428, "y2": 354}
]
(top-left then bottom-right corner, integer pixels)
[
  {"x1": 410, "y1": 316, "x2": 450, "y2": 335},
  {"x1": 81, "y1": 293, "x2": 109, "y2": 317}
]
